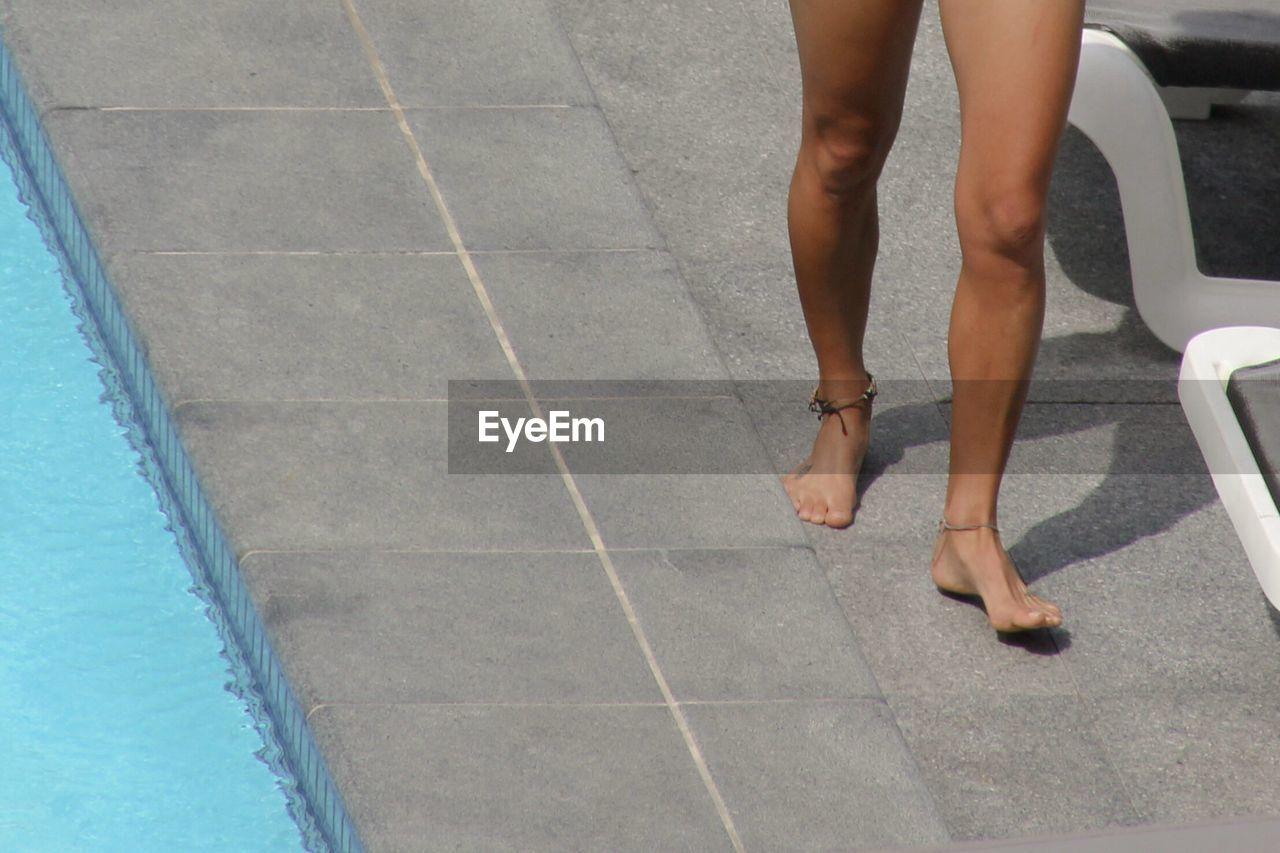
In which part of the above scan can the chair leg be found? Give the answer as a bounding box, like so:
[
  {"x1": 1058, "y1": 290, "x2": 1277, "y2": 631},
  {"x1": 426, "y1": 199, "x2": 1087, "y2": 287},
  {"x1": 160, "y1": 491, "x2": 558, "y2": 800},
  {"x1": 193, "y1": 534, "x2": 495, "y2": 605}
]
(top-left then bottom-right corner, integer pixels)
[
  {"x1": 1068, "y1": 31, "x2": 1200, "y2": 349},
  {"x1": 1068, "y1": 31, "x2": 1280, "y2": 351}
]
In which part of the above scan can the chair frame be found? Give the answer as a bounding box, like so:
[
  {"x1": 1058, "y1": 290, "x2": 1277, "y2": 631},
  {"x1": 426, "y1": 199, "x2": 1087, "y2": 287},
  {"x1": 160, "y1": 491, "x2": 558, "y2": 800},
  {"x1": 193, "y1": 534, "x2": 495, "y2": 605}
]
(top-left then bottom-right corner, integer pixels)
[
  {"x1": 1179, "y1": 325, "x2": 1280, "y2": 608},
  {"x1": 1067, "y1": 29, "x2": 1280, "y2": 353}
]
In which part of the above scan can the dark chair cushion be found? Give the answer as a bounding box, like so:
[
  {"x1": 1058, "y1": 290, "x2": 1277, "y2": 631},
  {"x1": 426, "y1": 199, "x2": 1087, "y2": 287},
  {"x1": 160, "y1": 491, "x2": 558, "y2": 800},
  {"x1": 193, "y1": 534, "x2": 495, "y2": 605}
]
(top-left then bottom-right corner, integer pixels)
[
  {"x1": 1226, "y1": 356, "x2": 1280, "y2": 513},
  {"x1": 1086, "y1": 1, "x2": 1280, "y2": 91}
]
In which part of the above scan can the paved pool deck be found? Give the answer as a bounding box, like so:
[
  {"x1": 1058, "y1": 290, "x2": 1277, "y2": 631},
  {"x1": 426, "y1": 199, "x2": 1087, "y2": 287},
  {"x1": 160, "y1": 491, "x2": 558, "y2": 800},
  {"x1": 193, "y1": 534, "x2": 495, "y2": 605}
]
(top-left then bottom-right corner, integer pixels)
[{"x1": 5, "y1": 1, "x2": 1280, "y2": 850}]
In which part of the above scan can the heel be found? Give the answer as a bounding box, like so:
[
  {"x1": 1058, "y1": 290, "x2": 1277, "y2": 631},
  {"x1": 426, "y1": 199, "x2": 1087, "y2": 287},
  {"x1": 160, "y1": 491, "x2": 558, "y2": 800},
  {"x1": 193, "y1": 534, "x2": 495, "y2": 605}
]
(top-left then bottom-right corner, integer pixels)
[{"x1": 931, "y1": 516, "x2": 999, "y2": 597}]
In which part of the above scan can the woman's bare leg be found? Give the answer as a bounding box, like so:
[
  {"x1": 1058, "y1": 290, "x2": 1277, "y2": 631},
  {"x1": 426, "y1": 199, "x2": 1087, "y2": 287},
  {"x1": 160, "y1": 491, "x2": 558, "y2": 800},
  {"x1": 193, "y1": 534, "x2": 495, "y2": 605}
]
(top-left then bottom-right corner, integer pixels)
[
  {"x1": 930, "y1": 0, "x2": 1084, "y2": 631},
  {"x1": 783, "y1": 0, "x2": 924, "y2": 528}
]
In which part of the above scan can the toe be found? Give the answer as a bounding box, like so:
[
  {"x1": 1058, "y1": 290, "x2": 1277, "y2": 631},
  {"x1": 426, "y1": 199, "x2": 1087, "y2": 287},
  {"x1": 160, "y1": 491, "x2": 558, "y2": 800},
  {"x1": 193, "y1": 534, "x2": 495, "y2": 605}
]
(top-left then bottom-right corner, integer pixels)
[
  {"x1": 1017, "y1": 607, "x2": 1056, "y2": 630},
  {"x1": 990, "y1": 606, "x2": 1053, "y2": 633},
  {"x1": 825, "y1": 507, "x2": 853, "y2": 529},
  {"x1": 1039, "y1": 604, "x2": 1064, "y2": 626},
  {"x1": 1005, "y1": 610, "x2": 1047, "y2": 631},
  {"x1": 798, "y1": 500, "x2": 817, "y2": 523},
  {"x1": 1028, "y1": 594, "x2": 1062, "y2": 621}
]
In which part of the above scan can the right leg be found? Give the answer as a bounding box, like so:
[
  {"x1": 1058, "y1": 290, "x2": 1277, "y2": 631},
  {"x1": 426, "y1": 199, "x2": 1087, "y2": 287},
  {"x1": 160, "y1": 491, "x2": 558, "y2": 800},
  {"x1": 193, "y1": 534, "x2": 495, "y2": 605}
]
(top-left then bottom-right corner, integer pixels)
[{"x1": 783, "y1": 0, "x2": 924, "y2": 528}]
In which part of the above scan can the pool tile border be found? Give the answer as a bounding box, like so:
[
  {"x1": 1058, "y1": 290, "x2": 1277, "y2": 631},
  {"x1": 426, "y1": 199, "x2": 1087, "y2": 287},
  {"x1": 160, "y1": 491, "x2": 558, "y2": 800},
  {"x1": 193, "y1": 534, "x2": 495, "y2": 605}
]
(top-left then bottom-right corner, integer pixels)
[{"x1": 0, "y1": 33, "x2": 361, "y2": 853}]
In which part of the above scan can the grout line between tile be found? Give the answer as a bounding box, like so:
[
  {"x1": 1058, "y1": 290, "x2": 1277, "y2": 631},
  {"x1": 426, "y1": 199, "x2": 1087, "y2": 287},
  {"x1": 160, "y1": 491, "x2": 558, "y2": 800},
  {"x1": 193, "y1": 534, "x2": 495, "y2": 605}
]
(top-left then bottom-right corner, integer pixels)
[
  {"x1": 238, "y1": 544, "x2": 815, "y2": 560},
  {"x1": 404, "y1": 104, "x2": 577, "y2": 110},
  {"x1": 1046, "y1": 626, "x2": 1148, "y2": 824},
  {"x1": 88, "y1": 104, "x2": 576, "y2": 112},
  {"x1": 306, "y1": 702, "x2": 668, "y2": 720},
  {"x1": 169, "y1": 394, "x2": 746, "y2": 410},
  {"x1": 170, "y1": 398, "x2": 451, "y2": 412},
  {"x1": 241, "y1": 547, "x2": 596, "y2": 558},
  {"x1": 137, "y1": 249, "x2": 457, "y2": 256},
  {"x1": 135, "y1": 247, "x2": 656, "y2": 257},
  {"x1": 339, "y1": 3, "x2": 747, "y2": 850},
  {"x1": 95, "y1": 106, "x2": 391, "y2": 112},
  {"x1": 304, "y1": 695, "x2": 886, "y2": 719},
  {"x1": 468, "y1": 246, "x2": 654, "y2": 254}
]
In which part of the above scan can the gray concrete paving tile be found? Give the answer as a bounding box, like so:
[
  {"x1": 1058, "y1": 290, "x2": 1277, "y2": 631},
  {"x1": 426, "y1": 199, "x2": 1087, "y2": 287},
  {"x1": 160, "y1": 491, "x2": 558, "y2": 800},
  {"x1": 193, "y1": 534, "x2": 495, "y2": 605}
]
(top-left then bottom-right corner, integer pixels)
[
  {"x1": 309, "y1": 703, "x2": 734, "y2": 852},
  {"x1": 472, "y1": 250, "x2": 725, "y2": 380},
  {"x1": 607, "y1": 547, "x2": 878, "y2": 701},
  {"x1": 174, "y1": 401, "x2": 587, "y2": 554},
  {"x1": 0, "y1": 0, "x2": 384, "y2": 110},
  {"x1": 992, "y1": 473, "x2": 1222, "y2": 587},
  {"x1": 355, "y1": 0, "x2": 593, "y2": 107},
  {"x1": 572, "y1": 474, "x2": 806, "y2": 550},
  {"x1": 552, "y1": 0, "x2": 797, "y2": 268},
  {"x1": 1085, "y1": 690, "x2": 1280, "y2": 827},
  {"x1": 887, "y1": 693, "x2": 1141, "y2": 842},
  {"x1": 1030, "y1": 502, "x2": 1280, "y2": 697},
  {"x1": 665, "y1": 257, "x2": 816, "y2": 382},
  {"x1": 677, "y1": 256, "x2": 930, "y2": 382},
  {"x1": 997, "y1": 404, "x2": 1198, "y2": 476},
  {"x1": 683, "y1": 699, "x2": 949, "y2": 849},
  {"x1": 808, "y1": 471, "x2": 953, "y2": 542},
  {"x1": 105, "y1": 252, "x2": 510, "y2": 404},
  {"x1": 42, "y1": 109, "x2": 450, "y2": 252},
  {"x1": 405, "y1": 106, "x2": 660, "y2": 251},
  {"x1": 813, "y1": 535, "x2": 1078, "y2": 698},
  {"x1": 242, "y1": 550, "x2": 661, "y2": 711},
  {"x1": 911, "y1": 817, "x2": 1280, "y2": 853}
]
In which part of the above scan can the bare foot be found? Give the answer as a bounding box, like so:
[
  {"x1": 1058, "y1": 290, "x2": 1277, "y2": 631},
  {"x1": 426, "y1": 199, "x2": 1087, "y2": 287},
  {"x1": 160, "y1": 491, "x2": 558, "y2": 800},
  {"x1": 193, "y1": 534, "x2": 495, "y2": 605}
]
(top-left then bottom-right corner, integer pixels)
[
  {"x1": 783, "y1": 402, "x2": 871, "y2": 529},
  {"x1": 931, "y1": 525, "x2": 1063, "y2": 632}
]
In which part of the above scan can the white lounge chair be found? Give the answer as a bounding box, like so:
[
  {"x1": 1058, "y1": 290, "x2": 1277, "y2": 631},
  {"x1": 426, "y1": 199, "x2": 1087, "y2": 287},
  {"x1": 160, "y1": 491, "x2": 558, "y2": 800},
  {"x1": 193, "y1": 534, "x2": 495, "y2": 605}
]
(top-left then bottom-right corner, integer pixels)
[
  {"x1": 1067, "y1": 4, "x2": 1280, "y2": 352},
  {"x1": 1179, "y1": 326, "x2": 1280, "y2": 608}
]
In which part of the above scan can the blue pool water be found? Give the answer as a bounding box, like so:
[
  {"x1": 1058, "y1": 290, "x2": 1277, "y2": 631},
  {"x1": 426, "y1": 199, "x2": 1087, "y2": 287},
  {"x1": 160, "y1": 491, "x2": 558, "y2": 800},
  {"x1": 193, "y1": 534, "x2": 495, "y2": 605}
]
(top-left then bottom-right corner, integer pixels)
[{"x1": 0, "y1": 150, "x2": 310, "y2": 845}]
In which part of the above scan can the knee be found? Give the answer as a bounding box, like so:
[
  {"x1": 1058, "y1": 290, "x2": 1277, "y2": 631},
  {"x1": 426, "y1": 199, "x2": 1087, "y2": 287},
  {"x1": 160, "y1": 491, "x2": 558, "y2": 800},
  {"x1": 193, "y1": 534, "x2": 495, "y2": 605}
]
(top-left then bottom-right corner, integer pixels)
[
  {"x1": 956, "y1": 183, "x2": 1047, "y2": 266},
  {"x1": 804, "y1": 112, "x2": 895, "y2": 200}
]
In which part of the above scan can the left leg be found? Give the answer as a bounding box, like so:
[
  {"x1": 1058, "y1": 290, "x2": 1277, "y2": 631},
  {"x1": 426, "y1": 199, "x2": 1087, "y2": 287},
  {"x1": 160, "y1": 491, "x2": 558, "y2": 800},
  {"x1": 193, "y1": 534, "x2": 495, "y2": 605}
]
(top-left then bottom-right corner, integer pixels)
[{"x1": 931, "y1": 0, "x2": 1084, "y2": 631}]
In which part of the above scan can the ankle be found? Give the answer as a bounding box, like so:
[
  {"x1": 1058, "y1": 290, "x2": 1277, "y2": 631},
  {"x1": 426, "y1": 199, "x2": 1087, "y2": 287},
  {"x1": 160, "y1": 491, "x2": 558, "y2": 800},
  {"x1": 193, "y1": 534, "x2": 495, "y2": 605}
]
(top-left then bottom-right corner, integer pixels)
[
  {"x1": 941, "y1": 499, "x2": 997, "y2": 526},
  {"x1": 939, "y1": 515, "x2": 999, "y2": 531},
  {"x1": 815, "y1": 374, "x2": 874, "y2": 400}
]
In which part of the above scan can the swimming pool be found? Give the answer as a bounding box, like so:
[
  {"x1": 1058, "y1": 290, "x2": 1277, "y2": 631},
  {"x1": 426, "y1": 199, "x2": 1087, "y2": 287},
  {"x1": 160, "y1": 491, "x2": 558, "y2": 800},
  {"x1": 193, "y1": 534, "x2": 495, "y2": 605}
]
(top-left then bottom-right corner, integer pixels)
[{"x1": 0, "y1": 105, "x2": 316, "y2": 851}]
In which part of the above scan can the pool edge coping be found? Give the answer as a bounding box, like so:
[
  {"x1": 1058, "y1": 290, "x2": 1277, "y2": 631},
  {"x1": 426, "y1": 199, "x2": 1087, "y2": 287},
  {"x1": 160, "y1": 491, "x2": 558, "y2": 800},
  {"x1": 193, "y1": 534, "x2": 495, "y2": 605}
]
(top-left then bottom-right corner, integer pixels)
[{"x1": 0, "y1": 29, "x2": 363, "y2": 853}]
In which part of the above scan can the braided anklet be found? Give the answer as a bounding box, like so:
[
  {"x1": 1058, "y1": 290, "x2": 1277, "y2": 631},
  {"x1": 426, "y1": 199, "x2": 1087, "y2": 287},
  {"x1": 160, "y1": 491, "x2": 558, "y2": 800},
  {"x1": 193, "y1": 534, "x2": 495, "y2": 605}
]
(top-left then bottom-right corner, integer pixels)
[
  {"x1": 938, "y1": 517, "x2": 1000, "y2": 534},
  {"x1": 808, "y1": 373, "x2": 878, "y2": 436}
]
